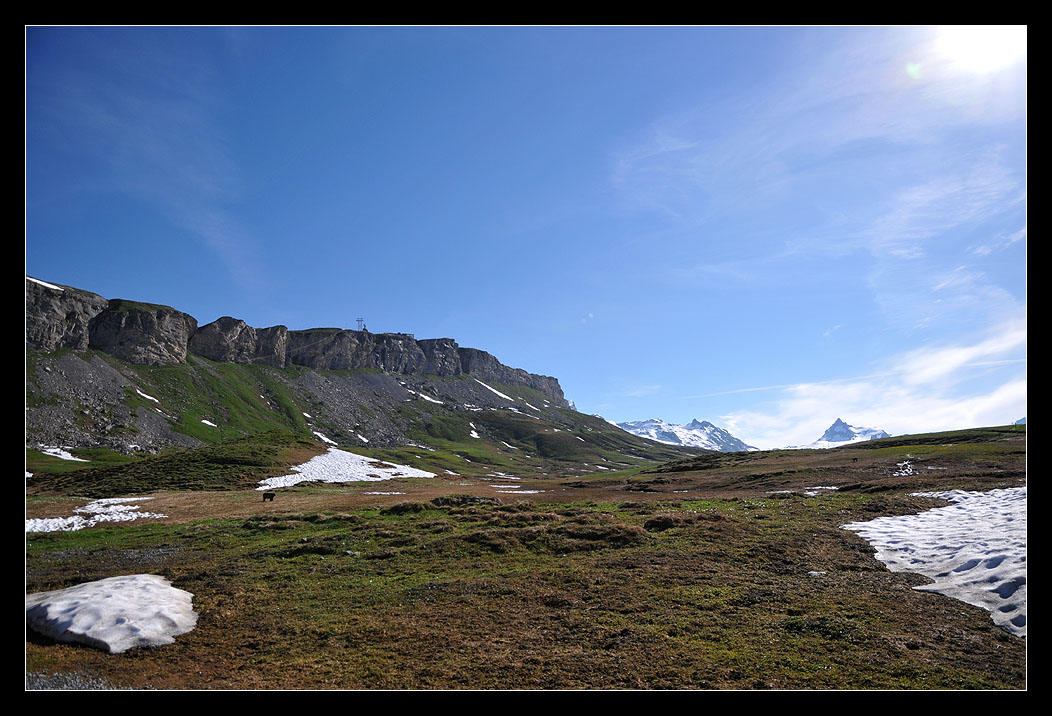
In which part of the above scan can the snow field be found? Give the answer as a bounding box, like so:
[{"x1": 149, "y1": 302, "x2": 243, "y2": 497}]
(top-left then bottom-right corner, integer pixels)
[
  {"x1": 257, "y1": 447, "x2": 435, "y2": 490},
  {"x1": 842, "y1": 487, "x2": 1026, "y2": 636}
]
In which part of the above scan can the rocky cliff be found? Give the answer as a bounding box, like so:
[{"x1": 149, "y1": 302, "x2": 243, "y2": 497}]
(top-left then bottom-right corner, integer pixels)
[{"x1": 26, "y1": 276, "x2": 568, "y2": 405}]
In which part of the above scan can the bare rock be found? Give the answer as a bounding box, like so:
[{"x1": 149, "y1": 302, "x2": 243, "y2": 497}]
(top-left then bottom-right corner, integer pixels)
[
  {"x1": 88, "y1": 299, "x2": 198, "y2": 365},
  {"x1": 25, "y1": 277, "x2": 109, "y2": 351}
]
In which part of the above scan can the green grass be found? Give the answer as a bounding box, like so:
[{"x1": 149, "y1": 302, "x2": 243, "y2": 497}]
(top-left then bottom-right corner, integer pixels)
[
  {"x1": 113, "y1": 354, "x2": 313, "y2": 443},
  {"x1": 104, "y1": 298, "x2": 181, "y2": 314},
  {"x1": 26, "y1": 447, "x2": 138, "y2": 476},
  {"x1": 26, "y1": 430, "x2": 322, "y2": 497},
  {"x1": 26, "y1": 490, "x2": 1026, "y2": 689}
]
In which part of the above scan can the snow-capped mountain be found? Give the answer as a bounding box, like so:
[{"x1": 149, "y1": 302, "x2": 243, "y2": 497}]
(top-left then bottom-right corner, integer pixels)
[
  {"x1": 787, "y1": 418, "x2": 890, "y2": 449},
  {"x1": 616, "y1": 418, "x2": 758, "y2": 452}
]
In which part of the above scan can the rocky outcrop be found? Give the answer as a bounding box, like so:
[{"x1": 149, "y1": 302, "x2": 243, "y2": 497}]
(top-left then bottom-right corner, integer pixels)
[
  {"x1": 87, "y1": 300, "x2": 198, "y2": 365},
  {"x1": 419, "y1": 338, "x2": 462, "y2": 376},
  {"x1": 285, "y1": 329, "x2": 429, "y2": 373},
  {"x1": 25, "y1": 277, "x2": 109, "y2": 351},
  {"x1": 458, "y1": 347, "x2": 565, "y2": 403},
  {"x1": 26, "y1": 277, "x2": 569, "y2": 405},
  {"x1": 189, "y1": 317, "x2": 288, "y2": 368}
]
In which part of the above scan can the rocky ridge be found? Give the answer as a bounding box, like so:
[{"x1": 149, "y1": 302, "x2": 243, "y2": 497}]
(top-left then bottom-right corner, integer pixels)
[{"x1": 26, "y1": 276, "x2": 567, "y2": 405}]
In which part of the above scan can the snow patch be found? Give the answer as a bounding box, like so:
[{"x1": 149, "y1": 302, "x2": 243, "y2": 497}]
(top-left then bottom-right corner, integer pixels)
[
  {"x1": 842, "y1": 487, "x2": 1027, "y2": 637},
  {"x1": 257, "y1": 448, "x2": 435, "y2": 489},
  {"x1": 313, "y1": 431, "x2": 338, "y2": 446},
  {"x1": 200, "y1": 419, "x2": 217, "y2": 427},
  {"x1": 474, "y1": 379, "x2": 513, "y2": 401},
  {"x1": 26, "y1": 497, "x2": 167, "y2": 533},
  {"x1": 136, "y1": 389, "x2": 160, "y2": 404},
  {"x1": 893, "y1": 460, "x2": 916, "y2": 476},
  {"x1": 27, "y1": 276, "x2": 64, "y2": 291},
  {"x1": 39, "y1": 446, "x2": 89, "y2": 462},
  {"x1": 26, "y1": 574, "x2": 197, "y2": 653}
]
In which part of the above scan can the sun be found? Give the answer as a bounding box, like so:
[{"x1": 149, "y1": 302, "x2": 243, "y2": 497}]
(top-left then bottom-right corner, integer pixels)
[{"x1": 935, "y1": 25, "x2": 1027, "y2": 74}]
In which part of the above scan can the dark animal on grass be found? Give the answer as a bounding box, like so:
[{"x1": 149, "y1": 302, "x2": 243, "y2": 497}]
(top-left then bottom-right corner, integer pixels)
[
  {"x1": 263, "y1": 492, "x2": 276, "y2": 502},
  {"x1": 852, "y1": 458, "x2": 858, "y2": 463}
]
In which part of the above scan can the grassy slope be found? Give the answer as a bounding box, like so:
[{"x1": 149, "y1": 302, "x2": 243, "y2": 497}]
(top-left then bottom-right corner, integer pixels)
[
  {"x1": 27, "y1": 431, "x2": 324, "y2": 497},
  {"x1": 25, "y1": 425, "x2": 1026, "y2": 689},
  {"x1": 116, "y1": 355, "x2": 312, "y2": 443}
]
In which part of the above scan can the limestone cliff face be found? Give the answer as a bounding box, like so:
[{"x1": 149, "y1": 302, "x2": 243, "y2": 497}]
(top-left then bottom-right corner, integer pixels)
[
  {"x1": 26, "y1": 277, "x2": 569, "y2": 406},
  {"x1": 25, "y1": 278, "x2": 109, "y2": 351},
  {"x1": 188, "y1": 317, "x2": 288, "y2": 368},
  {"x1": 285, "y1": 329, "x2": 429, "y2": 373},
  {"x1": 87, "y1": 299, "x2": 199, "y2": 366},
  {"x1": 458, "y1": 347, "x2": 565, "y2": 402}
]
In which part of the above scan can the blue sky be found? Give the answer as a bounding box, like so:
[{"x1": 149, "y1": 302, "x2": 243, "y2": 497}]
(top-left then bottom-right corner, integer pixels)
[{"x1": 26, "y1": 26, "x2": 1026, "y2": 448}]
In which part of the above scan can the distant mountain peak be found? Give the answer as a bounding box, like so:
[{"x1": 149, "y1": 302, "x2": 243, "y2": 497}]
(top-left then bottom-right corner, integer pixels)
[
  {"x1": 814, "y1": 418, "x2": 889, "y2": 446},
  {"x1": 616, "y1": 418, "x2": 757, "y2": 452}
]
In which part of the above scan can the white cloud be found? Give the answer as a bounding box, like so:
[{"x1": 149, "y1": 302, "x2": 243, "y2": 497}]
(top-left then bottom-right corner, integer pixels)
[{"x1": 721, "y1": 321, "x2": 1026, "y2": 448}]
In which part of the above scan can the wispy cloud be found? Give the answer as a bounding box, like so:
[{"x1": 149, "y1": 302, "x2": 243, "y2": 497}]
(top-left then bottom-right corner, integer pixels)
[
  {"x1": 609, "y1": 29, "x2": 1025, "y2": 284},
  {"x1": 970, "y1": 226, "x2": 1027, "y2": 257},
  {"x1": 717, "y1": 320, "x2": 1026, "y2": 448},
  {"x1": 28, "y1": 30, "x2": 265, "y2": 290},
  {"x1": 621, "y1": 384, "x2": 662, "y2": 398}
]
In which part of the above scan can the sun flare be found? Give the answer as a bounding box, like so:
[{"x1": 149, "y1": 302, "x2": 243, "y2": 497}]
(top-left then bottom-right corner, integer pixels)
[{"x1": 936, "y1": 25, "x2": 1027, "y2": 74}]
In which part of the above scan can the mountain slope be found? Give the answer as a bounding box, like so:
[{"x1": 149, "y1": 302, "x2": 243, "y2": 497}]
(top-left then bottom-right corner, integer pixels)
[{"x1": 26, "y1": 277, "x2": 704, "y2": 480}]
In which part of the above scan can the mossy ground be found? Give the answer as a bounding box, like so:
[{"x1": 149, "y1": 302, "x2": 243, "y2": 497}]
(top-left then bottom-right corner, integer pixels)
[{"x1": 25, "y1": 426, "x2": 1026, "y2": 690}]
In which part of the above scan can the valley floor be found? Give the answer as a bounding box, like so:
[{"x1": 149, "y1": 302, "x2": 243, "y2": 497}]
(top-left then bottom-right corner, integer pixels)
[{"x1": 26, "y1": 427, "x2": 1027, "y2": 690}]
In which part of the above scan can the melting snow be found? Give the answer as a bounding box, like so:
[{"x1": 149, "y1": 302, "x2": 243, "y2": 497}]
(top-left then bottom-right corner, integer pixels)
[
  {"x1": 893, "y1": 460, "x2": 917, "y2": 476},
  {"x1": 842, "y1": 487, "x2": 1027, "y2": 637},
  {"x1": 27, "y1": 276, "x2": 64, "y2": 291},
  {"x1": 26, "y1": 574, "x2": 197, "y2": 654},
  {"x1": 357, "y1": 433, "x2": 370, "y2": 443},
  {"x1": 474, "y1": 379, "x2": 513, "y2": 401},
  {"x1": 313, "y1": 431, "x2": 338, "y2": 446},
  {"x1": 136, "y1": 389, "x2": 159, "y2": 403},
  {"x1": 200, "y1": 419, "x2": 217, "y2": 427},
  {"x1": 418, "y1": 393, "x2": 444, "y2": 404},
  {"x1": 39, "y1": 446, "x2": 88, "y2": 462},
  {"x1": 303, "y1": 412, "x2": 312, "y2": 418},
  {"x1": 26, "y1": 497, "x2": 167, "y2": 533},
  {"x1": 257, "y1": 448, "x2": 435, "y2": 490}
]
